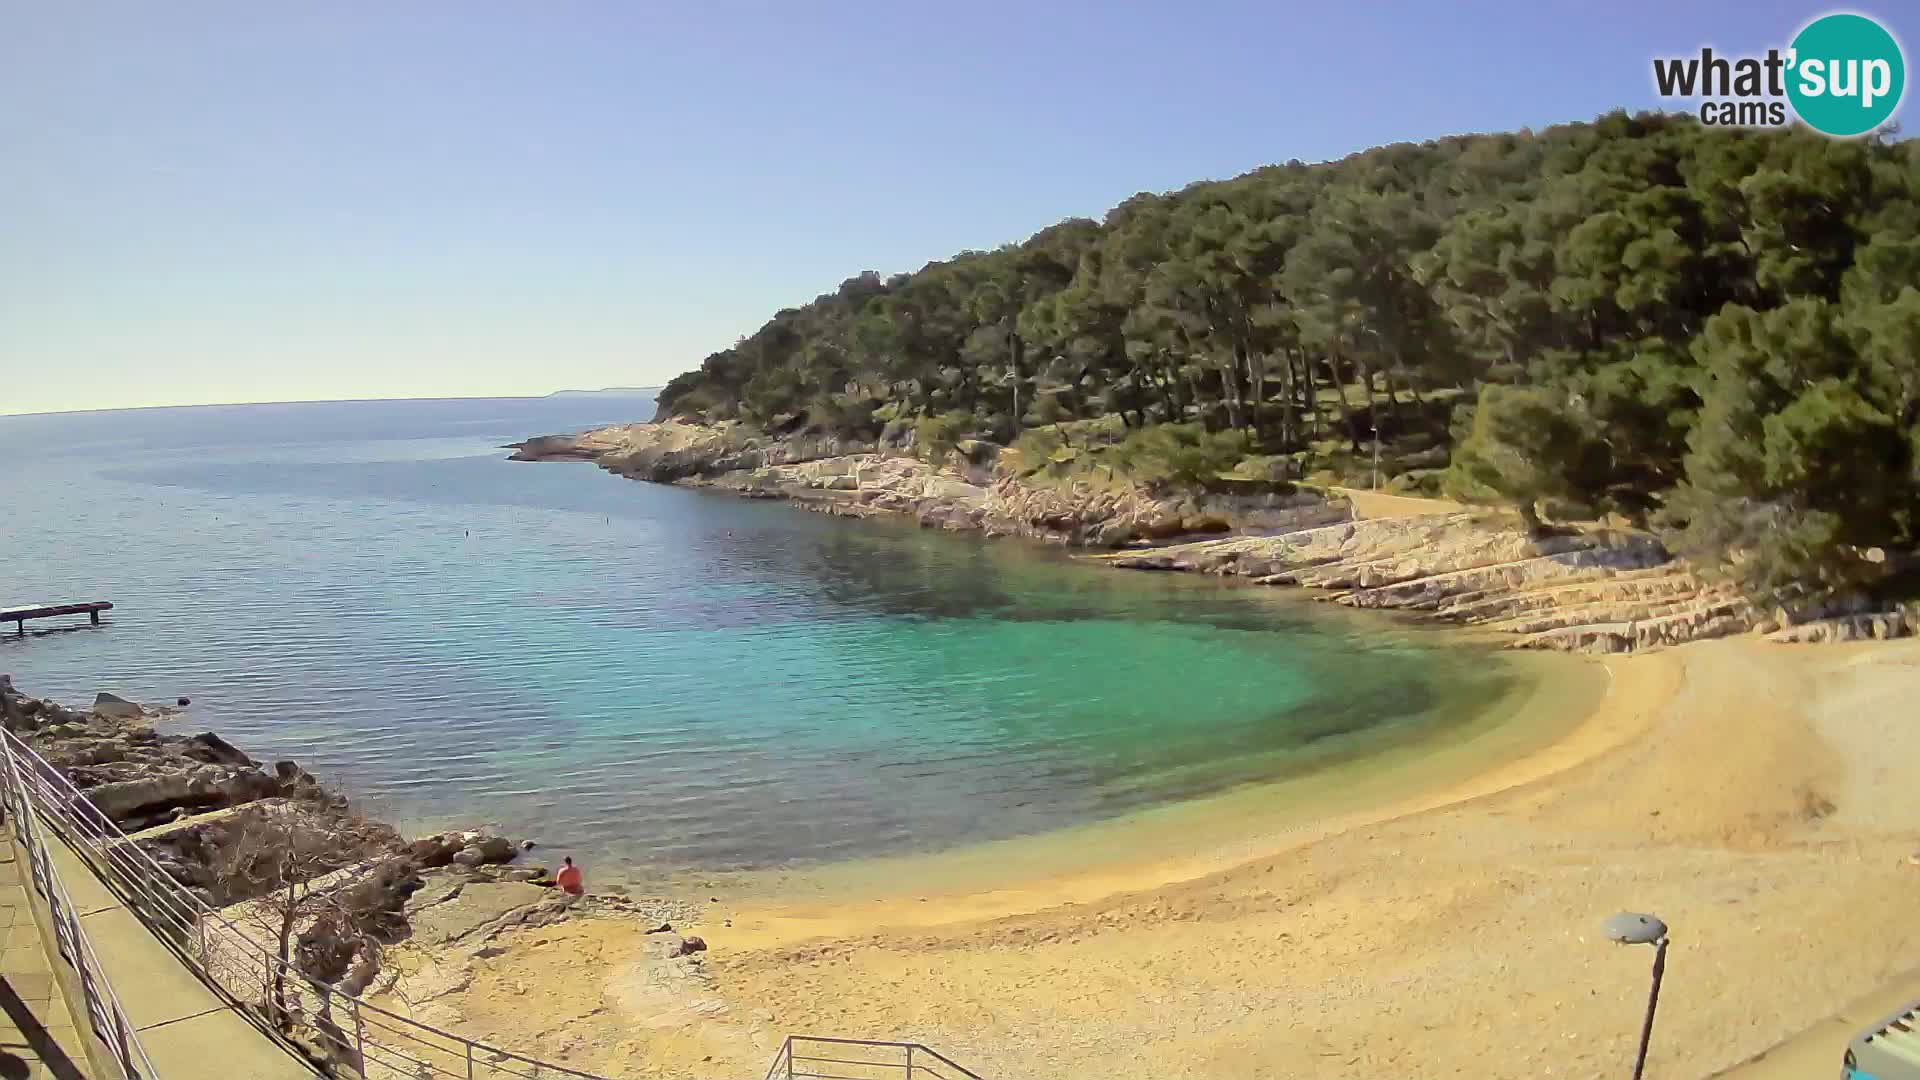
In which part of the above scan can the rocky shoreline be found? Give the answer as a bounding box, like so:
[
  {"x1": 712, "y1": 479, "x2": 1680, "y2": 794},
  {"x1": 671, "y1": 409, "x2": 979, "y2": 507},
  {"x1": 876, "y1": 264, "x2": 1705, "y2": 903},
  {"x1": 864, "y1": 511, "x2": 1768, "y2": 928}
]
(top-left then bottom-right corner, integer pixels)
[
  {"x1": 0, "y1": 676, "x2": 703, "y2": 1072},
  {"x1": 511, "y1": 420, "x2": 1349, "y2": 546},
  {"x1": 511, "y1": 420, "x2": 1919, "y2": 652}
]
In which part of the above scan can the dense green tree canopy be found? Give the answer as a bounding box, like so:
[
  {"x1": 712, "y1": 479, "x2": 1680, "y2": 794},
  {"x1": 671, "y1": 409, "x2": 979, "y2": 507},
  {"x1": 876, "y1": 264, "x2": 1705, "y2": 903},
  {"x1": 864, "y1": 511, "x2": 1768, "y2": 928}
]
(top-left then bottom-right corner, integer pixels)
[{"x1": 656, "y1": 112, "x2": 1919, "y2": 604}]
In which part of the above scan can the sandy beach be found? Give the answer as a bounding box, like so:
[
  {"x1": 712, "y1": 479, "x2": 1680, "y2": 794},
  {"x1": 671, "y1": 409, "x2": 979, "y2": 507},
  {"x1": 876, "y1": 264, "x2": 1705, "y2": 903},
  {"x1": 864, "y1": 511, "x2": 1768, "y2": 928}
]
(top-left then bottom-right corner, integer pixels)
[{"x1": 381, "y1": 636, "x2": 1920, "y2": 1079}]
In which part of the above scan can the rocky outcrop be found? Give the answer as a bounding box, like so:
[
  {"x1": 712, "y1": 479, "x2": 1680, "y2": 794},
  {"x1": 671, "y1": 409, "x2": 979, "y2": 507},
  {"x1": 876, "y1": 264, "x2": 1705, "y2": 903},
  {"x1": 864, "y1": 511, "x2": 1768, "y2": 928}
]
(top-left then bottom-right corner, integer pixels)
[
  {"x1": 135, "y1": 799, "x2": 408, "y2": 905},
  {"x1": 518, "y1": 419, "x2": 1350, "y2": 549},
  {"x1": 406, "y1": 829, "x2": 521, "y2": 870},
  {"x1": 512, "y1": 420, "x2": 1916, "y2": 653},
  {"x1": 84, "y1": 768, "x2": 279, "y2": 826},
  {"x1": 505, "y1": 434, "x2": 600, "y2": 462},
  {"x1": 374, "y1": 869, "x2": 709, "y2": 1044},
  {"x1": 0, "y1": 682, "x2": 597, "y2": 904},
  {"x1": 328, "y1": 855, "x2": 426, "y2": 941},
  {"x1": 508, "y1": 420, "x2": 866, "y2": 482},
  {"x1": 0, "y1": 683, "x2": 580, "y2": 998},
  {"x1": 0, "y1": 678, "x2": 640, "y2": 1079},
  {"x1": 1765, "y1": 605, "x2": 1920, "y2": 644},
  {"x1": 1110, "y1": 522, "x2": 1917, "y2": 651},
  {"x1": 0, "y1": 689, "x2": 334, "y2": 832},
  {"x1": 1094, "y1": 514, "x2": 1775, "y2": 653},
  {"x1": 92, "y1": 691, "x2": 143, "y2": 718}
]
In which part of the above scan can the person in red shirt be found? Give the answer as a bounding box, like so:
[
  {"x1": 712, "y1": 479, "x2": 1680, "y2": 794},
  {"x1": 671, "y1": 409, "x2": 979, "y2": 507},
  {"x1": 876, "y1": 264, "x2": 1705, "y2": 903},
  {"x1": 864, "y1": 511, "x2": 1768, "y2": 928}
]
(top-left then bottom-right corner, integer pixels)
[{"x1": 555, "y1": 856, "x2": 584, "y2": 896}]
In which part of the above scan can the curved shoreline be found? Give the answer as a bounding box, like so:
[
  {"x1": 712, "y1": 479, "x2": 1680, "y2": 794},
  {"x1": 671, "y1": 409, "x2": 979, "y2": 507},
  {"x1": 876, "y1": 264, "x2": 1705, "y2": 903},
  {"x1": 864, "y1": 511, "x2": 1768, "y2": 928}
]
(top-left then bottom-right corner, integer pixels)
[
  {"x1": 712, "y1": 645, "x2": 1618, "y2": 941},
  {"x1": 510, "y1": 421, "x2": 1793, "y2": 654},
  {"x1": 372, "y1": 427, "x2": 1920, "y2": 1077},
  {"x1": 404, "y1": 636, "x2": 1920, "y2": 1080}
]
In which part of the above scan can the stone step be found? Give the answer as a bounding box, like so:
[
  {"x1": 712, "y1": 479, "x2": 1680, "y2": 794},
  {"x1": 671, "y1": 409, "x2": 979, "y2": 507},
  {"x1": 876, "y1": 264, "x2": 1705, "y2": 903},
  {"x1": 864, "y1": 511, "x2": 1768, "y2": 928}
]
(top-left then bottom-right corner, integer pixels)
[
  {"x1": 1436, "y1": 565, "x2": 1699, "y2": 619},
  {"x1": 1332, "y1": 545, "x2": 1669, "y2": 612},
  {"x1": 1506, "y1": 598, "x2": 1756, "y2": 652},
  {"x1": 1476, "y1": 593, "x2": 1731, "y2": 635}
]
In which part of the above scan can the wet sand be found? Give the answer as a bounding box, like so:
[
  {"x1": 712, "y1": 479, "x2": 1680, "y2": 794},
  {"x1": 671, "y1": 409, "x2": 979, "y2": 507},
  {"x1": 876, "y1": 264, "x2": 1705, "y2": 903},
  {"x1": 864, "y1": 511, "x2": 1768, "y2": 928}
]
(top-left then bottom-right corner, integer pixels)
[{"x1": 386, "y1": 637, "x2": 1920, "y2": 1079}]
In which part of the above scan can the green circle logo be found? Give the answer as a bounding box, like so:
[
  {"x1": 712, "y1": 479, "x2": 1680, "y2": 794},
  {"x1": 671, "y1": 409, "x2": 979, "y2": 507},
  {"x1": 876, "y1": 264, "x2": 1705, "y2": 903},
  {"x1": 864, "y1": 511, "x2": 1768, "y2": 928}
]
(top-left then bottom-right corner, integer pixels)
[{"x1": 1787, "y1": 13, "x2": 1905, "y2": 136}]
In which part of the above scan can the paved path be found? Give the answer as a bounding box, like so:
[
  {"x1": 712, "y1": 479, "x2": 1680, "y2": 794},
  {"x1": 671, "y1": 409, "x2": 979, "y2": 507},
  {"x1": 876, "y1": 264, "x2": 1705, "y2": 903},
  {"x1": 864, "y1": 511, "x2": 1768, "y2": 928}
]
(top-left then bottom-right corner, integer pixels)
[
  {"x1": 1712, "y1": 967, "x2": 1920, "y2": 1078},
  {"x1": 1332, "y1": 486, "x2": 1464, "y2": 520},
  {"x1": 0, "y1": 827, "x2": 90, "y2": 1080},
  {"x1": 43, "y1": 832, "x2": 321, "y2": 1079}
]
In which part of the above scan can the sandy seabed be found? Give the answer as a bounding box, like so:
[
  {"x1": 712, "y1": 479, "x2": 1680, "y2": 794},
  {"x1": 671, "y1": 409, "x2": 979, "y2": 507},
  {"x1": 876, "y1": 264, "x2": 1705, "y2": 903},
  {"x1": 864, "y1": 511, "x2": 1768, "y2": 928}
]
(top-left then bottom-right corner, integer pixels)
[{"x1": 391, "y1": 637, "x2": 1920, "y2": 1079}]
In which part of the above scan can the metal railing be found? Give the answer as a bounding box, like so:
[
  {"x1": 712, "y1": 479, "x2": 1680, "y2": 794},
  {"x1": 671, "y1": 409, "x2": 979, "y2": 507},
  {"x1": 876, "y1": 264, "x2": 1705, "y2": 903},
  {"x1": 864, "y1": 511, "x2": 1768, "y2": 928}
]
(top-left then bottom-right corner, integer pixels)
[
  {"x1": 1, "y1": 725, "x2": 996, "y2": 1080},
  {"x1": 2, "y1": 745, "x2": 162, "y2": 1080},
  {"x1": 0, "y1": 726, "x2": 618, "y2": 1080},
  {"x1": 763, "y1": 1037, "x2": 984, "y2": 1080}
]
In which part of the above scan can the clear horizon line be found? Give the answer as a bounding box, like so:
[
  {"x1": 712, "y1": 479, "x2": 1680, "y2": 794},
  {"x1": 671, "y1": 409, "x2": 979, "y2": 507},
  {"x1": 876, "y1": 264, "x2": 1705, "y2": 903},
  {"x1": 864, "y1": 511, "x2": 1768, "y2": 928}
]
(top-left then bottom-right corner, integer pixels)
[{"x1": 0, "y1": 388, "x2": 663, "y2": 421}]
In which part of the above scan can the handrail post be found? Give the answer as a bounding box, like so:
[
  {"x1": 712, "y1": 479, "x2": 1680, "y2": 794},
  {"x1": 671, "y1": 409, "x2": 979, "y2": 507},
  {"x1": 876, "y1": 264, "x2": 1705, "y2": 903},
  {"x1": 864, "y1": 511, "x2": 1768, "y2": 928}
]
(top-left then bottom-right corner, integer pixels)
[
  {"x1": 907, "y1": 1043, "x2": 915, "y2": 1080},
  {"x1": 116, "y1": 1005, "x2": 132, "y2": 1074},
  {"x1": 1, "y1": 725, "x2": 635, "y2": 1080}
]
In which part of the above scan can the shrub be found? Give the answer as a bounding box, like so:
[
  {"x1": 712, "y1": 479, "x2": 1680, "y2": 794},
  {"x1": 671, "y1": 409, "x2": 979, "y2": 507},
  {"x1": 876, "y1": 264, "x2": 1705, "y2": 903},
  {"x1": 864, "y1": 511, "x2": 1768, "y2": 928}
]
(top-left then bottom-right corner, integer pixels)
[
  {"x1": 1446, "y1": 385, "x2": 1612, "y2": 532},
  {"x1": 912, "y1": 411, "x2": 971, "y2": 461},
  {"x1": 1109, "y1": 424, "x2": 1251, "y2": 491},
  {"x1": 1388, "y1": 469, "x2": 1448, "y2": 497},
  {"x1": 1011, "y1": 426, "x2": 1064, "y2": 471},
  {"x1": 1027, "y1": 391, "x2": 1066, "y2": 427}
]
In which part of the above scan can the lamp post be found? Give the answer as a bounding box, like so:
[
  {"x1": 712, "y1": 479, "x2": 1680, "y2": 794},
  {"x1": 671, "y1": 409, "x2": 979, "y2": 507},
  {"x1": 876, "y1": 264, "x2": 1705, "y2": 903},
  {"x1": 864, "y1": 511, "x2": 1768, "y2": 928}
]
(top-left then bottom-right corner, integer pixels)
[
  {"x1": 1009, "y1": 364, "x2": 1019, "y2": 435},
  {"x1": 1602, "y1": 912, "x2": 1670, "y2": 1080}
]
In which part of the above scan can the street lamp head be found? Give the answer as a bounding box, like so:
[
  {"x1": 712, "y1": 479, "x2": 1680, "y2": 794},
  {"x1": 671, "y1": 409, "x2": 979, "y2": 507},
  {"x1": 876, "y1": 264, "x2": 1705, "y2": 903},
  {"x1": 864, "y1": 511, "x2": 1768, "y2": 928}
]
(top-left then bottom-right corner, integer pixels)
[
  {"x1": 1603, "y1": 912, "x2": 1673, "y2": 1080},
  {"x1": 1603, "y1": 912, "x2": 1668, "y2": 946}
]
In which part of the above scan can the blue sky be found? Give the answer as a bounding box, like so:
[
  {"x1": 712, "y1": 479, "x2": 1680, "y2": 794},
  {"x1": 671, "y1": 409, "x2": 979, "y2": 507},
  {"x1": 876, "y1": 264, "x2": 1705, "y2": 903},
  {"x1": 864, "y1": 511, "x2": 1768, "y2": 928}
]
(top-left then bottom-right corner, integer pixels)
[{"x1": 2, "y1": 1, "x2": 1911, "y2": 414}]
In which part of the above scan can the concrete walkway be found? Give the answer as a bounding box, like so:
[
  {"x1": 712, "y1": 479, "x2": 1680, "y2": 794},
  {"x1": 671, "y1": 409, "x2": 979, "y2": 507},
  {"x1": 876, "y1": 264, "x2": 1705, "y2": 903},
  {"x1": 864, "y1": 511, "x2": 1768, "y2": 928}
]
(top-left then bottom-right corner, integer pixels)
[
  {"x1": 42, "y1": 835, "x2": 319, "y2": 1080},
  {"x1": 0, "y1": 828, "x2": 91, "y2": 1079},
  {"x1": 1712, "y1": 968, "x2": 1920, "y2": 1078},
  {"x1": 1333, "y1": 486, "x2": 1464, "y2": 520}
]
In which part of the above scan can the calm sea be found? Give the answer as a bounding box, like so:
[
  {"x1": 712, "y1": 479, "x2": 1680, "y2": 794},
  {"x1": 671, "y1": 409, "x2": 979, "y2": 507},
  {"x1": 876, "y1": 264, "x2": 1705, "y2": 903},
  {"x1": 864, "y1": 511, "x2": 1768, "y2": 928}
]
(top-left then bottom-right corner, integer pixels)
[{"x1": 0, "y1": 397, "x2": 1517, "y2": 881}]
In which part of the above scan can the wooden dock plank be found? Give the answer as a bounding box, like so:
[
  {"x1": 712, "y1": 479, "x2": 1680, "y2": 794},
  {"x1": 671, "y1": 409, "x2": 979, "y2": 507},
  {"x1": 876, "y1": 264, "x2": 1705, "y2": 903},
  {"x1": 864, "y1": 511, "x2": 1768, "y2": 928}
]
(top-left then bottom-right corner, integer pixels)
[{"x1": 3, "y1": 601, "x2": 113, "y2": 631}]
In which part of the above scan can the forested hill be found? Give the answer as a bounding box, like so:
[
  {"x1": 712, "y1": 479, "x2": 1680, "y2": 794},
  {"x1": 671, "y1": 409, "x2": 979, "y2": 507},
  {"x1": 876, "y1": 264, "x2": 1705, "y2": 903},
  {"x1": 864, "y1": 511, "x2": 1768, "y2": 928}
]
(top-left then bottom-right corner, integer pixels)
[{"x1": 655, "y1": 111, "x2": 1920, "y2": 604}]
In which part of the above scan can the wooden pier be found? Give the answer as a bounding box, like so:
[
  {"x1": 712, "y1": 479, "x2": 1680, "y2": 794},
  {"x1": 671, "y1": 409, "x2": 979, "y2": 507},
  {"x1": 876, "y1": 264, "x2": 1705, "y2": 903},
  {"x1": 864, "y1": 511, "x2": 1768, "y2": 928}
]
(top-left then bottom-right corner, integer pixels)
[{"x1": 3, "y1": 602, "x2": 113, "y2": 634}]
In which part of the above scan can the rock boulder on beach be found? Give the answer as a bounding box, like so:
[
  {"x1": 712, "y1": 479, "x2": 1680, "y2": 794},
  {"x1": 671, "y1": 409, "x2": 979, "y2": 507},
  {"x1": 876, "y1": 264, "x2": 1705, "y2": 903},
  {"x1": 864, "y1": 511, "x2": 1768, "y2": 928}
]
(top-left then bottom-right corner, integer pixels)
[{"x1": 92, "y1": 692, "x2": 144, "y2": 719}]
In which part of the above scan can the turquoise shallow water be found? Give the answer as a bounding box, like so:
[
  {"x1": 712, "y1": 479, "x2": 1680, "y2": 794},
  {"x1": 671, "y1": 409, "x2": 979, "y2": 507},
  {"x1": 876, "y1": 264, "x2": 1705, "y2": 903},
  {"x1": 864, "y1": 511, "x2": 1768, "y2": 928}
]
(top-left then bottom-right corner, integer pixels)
[{"x1": 0, "y1": 398, "x2": 1518, "y2": 878}]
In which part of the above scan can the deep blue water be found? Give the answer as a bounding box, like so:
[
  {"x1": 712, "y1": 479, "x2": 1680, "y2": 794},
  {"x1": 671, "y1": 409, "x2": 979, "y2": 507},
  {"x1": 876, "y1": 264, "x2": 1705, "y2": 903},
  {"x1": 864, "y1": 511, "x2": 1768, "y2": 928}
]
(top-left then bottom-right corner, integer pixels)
[{"x1": 0, "y1": 397, "x2": 1514, "y2": 878}]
